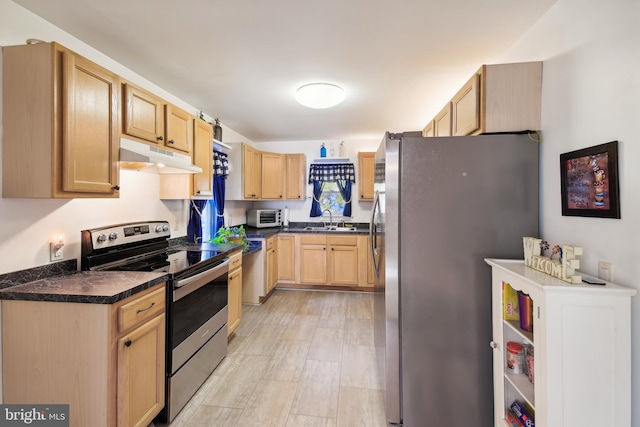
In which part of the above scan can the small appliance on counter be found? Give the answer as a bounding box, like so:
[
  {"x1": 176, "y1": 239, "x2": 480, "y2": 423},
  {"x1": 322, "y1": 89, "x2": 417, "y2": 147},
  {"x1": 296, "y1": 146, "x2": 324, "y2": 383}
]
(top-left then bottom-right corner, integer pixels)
[{"x1": 246, "y1": 209, "x2": 282, "y2": 228}]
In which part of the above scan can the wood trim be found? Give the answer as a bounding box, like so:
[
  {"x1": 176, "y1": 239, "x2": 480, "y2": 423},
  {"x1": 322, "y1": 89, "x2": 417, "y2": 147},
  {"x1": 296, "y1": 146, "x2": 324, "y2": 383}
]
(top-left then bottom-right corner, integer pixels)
[{"x1": 275, "y1": 283, "x2": 374, "y2": 292}]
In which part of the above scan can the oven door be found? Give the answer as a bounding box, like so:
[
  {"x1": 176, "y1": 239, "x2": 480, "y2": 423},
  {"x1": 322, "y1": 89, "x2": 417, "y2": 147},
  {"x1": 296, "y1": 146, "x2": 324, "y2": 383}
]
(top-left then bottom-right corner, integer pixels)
[{"x1": 171, "y1": 258, "x2": 229, "y2": 373}]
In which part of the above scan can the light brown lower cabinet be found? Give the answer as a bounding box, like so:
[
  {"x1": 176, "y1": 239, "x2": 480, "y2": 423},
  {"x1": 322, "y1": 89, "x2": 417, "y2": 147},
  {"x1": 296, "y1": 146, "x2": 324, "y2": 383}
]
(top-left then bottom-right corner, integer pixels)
[
  {"x1": 2, "y1": 283, "x2": 166, "y2": 427},
  {"x1": 298, "y1": 234, "x2": 361, "y2": 287},
  {"x1": 277, "y1": 234, "x2": 296, "y2": 284},
  {"x1": 227, "y1": 250, "x2": 243, "y2": 336},
  {"x1": 266, "y1": 237, "x2": 278, "y2": 293},
  {"x1": 299, "y1": 235, "x2": 328, "y2": 284}
]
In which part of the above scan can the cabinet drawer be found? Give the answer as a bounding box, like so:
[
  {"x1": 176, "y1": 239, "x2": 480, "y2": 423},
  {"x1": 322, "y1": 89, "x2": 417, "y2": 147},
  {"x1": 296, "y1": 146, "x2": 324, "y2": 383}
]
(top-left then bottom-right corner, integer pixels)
[
  {"x1": 265, "y1": 237, "x2": 275, "y2": 250},
  {"x1": 118, "y1": 287, "x2": 166, "y2": 333},
  {"x1": 300, "y1": 235, "x2": 327, "y2": 245},
  {"x1": 328, "y1": 235, "x2": 357, "y2": 246},
  {"x1": 229, "y1": 250, "x2": 243, "y2": 271}
]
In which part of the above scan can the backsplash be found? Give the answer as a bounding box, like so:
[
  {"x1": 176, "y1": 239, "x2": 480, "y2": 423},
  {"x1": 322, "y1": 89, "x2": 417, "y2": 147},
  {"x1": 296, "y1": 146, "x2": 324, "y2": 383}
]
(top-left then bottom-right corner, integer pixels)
[{"x1": 0, "y1": 259, "x2": 77, "y2": 290}]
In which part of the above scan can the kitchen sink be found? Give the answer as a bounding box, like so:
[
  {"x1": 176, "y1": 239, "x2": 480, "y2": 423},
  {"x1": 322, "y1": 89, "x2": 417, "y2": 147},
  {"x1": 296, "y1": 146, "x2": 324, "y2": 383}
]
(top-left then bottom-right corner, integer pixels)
[{"x1": 302, "y1": 226, "x2": 358, "y2": 232}]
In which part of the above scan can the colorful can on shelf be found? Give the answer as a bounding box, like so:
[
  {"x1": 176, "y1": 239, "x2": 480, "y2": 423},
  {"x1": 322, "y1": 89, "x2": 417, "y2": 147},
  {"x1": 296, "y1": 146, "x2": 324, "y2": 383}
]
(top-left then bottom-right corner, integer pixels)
[{"x1": 506, "y1": 342, "x2": 523, "y2": 374}]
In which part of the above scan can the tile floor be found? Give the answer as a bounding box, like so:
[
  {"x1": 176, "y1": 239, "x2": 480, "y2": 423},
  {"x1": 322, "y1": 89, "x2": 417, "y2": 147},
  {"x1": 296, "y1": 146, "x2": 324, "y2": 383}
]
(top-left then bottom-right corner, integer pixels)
[{"x1": 162, "y1": 289, "x2": 386, "y2": 427}]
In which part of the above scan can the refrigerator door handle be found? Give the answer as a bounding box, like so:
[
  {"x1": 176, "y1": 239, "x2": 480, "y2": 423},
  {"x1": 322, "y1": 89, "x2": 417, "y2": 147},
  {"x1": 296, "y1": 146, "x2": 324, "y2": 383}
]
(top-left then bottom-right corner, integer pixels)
[{"x1": 369, "y1": 190, "x2": 380, "y2": 278}]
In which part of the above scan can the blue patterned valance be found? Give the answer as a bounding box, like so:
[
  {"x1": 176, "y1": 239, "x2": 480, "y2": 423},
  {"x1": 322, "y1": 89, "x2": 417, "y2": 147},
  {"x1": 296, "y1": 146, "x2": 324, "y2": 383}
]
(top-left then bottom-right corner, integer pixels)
[
  {"x1": 213, "y1": 150, "x2": 229, "y2": 178},
  {"x1": 308, "y1": 163, "x2": 356, "y2": 183}
]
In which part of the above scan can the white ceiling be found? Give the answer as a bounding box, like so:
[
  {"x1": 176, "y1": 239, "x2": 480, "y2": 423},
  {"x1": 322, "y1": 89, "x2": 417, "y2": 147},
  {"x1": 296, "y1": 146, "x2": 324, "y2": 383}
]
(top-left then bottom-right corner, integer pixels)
[{"x1": 14, "y1": 0, "x2": 556, "y2": 143}]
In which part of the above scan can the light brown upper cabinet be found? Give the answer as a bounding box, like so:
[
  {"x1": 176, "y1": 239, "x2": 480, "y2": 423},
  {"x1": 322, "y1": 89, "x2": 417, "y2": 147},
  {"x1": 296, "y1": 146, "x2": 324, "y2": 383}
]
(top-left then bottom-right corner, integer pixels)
[
  {"x1": 123, "y1": 83, "x2": 165, "y2": 144},
  {"x1": 192, "y1": 119, "x2": 214, "y2": 197},
  {"x1": 425, "y1": 61, "x2": 542, "y2": 136},
  {"x1": 2, "y1": 42, "x2": 120, "y2": 198},
  {"x1": 422, "y1": 121, "x2": 435, "y2": 137},
  {"x1": 123, "y1": 82, "x2": 194, "y2": 154},
  {"x1": 243, "y1": 144, "x2": 262, "y2": 199},
  {"x1": 226, "y1": 143, "x2": 306, "y2": 201},
  {"x1": 261, "y1": 152, "x2": 285, "y2": 199},
  {"x1": 451, "y1": 74, "x2": 480, "y2": 136},
  {"x1": 285, "y1": 154, "x2": 307, "y2": 200},
  {"x1": 159, "y1": 120, "x2": 217, "y2": 200},
  {"x1": 434, "y1": 102, "x2": 453, "y2": 137},
  {"x1": 358, "y1": 152, "x2": 375, "y2": 201},
  {"x1": 165, "y1": 104, "x2": 194, "y2": 153}
]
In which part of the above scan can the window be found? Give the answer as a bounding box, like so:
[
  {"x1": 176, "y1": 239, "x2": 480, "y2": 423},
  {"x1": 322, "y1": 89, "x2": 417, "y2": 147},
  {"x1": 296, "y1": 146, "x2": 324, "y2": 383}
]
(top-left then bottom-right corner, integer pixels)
[
  {"x1": 318, "y1": 182, "x2": 346, "y2": 215},
  {"x1": 308, "y1": 163, "x2": 355, "y2": 218}
]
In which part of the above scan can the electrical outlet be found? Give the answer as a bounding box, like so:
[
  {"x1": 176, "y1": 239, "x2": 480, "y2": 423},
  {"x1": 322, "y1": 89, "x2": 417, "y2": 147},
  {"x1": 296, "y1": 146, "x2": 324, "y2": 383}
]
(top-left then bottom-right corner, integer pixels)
[
  {"x1": 50, "y1": 241, "x2": 64, "y2": 261},
  {"x1": 598, "y1": 261, "x2": 613, "y2": 282}
]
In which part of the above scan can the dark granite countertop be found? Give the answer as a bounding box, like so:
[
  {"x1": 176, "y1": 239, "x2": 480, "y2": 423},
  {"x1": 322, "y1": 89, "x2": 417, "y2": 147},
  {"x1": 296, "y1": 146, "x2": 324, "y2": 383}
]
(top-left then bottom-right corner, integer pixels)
[
  {"x1": 0, "y1": 271, "x2": 169, "y2": 304},
  {"x1": 244, "y1": 226, "x2": 282, "y2": 238},
  {"x1": 173, "y1": 242, "x2": 243, "y2": 252},
  {"x1": 0, "y1": 243, "x2": 248, "y2": 305},
  {"x1": 245, "y1": 223, "x2": 369, "y2": 237}
]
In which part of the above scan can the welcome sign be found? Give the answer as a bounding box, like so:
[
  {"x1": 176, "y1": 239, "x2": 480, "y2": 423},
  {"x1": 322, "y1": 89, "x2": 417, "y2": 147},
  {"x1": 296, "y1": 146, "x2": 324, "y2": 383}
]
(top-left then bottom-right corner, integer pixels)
[{"x1": 523, "y1": 237, "x2": 582, "y2": 284}]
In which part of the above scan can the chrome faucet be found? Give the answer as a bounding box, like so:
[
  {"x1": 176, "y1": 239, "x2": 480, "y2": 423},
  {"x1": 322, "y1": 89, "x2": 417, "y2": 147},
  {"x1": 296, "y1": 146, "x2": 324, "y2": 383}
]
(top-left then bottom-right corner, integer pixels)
[{"x1": 322, "y1": 209, "x2": 333, "y2": 228}]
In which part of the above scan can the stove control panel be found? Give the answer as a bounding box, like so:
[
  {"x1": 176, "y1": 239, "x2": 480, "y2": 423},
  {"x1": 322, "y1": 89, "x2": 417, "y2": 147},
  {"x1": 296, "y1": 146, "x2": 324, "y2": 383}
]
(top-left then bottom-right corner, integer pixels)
[{"x1": 83, "y1": 221, "x2": 171, "y2": 250}]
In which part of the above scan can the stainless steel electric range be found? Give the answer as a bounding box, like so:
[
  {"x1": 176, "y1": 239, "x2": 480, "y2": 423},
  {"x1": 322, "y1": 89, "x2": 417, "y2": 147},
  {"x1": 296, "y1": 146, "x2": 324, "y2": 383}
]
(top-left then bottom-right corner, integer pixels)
[{"x1": 81, "y1": 221, "x2": 230, "y2": 422}]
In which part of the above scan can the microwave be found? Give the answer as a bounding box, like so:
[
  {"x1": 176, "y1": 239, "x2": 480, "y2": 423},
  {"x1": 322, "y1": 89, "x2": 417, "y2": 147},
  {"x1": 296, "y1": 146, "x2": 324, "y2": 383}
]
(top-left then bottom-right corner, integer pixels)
[{"x1": 247, "y1": 209, "x2": 282, "y2": 228}]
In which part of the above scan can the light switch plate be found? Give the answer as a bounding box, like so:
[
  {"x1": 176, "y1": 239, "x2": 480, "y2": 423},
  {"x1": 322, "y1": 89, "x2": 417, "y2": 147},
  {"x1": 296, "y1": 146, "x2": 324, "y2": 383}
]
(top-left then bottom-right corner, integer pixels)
[{"x1": 598, "y1": 261, "x2": 612, "y2": 282}]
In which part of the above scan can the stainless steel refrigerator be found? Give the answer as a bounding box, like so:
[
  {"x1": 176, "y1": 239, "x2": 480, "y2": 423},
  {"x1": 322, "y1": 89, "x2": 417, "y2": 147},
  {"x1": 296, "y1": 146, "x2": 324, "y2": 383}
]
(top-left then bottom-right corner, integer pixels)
[{"x1": 371, "y1": 131, "x2": 539, "y2": 426}]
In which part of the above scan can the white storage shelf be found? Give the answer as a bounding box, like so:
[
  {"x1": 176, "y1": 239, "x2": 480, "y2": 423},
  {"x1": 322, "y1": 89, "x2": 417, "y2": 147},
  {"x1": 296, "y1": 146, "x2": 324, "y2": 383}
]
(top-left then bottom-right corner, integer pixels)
[{"x1": 485, "y1": 258, "x2": 636, "y2": 427}]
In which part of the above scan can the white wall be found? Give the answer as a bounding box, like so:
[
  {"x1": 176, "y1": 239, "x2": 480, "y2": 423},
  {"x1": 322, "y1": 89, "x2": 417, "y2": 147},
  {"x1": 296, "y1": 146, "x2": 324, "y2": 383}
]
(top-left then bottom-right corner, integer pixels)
[
  {"x1": 498, "y1": 0, "x2": 640, "y2": 423},
  {"x1": 0, "y1": 0, "x2": 253, "y2": 274},
  {"x1": 252, "y1": 138, "x2": 381, "y2": 224}
]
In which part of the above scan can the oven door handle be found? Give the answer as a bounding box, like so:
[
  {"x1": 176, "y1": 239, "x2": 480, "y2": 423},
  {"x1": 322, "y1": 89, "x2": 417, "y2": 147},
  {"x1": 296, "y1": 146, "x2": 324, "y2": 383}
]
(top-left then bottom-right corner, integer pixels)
[{"x1": 173, "y1": 258, "x2": 230, "y2": 302}]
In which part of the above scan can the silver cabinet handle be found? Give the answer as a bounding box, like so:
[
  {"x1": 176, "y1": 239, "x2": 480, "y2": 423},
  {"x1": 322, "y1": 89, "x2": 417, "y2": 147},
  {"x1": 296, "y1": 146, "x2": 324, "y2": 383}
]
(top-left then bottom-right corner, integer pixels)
[{"x1": 489, "y1": 341, "x2": 500, "y2": 349}]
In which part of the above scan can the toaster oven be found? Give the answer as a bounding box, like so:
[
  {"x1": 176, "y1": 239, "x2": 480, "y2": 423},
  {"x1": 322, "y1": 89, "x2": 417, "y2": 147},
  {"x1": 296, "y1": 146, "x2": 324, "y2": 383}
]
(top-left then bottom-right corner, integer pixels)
[{"x1": 246, "y1": 209, "x2": 282, "y2": 228}]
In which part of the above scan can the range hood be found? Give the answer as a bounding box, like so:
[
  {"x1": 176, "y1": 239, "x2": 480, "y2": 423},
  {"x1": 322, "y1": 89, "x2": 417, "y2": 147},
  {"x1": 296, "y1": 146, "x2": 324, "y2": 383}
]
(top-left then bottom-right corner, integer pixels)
[{"x1": 119, "y1": 138, "x2": 202, "y2": 174}]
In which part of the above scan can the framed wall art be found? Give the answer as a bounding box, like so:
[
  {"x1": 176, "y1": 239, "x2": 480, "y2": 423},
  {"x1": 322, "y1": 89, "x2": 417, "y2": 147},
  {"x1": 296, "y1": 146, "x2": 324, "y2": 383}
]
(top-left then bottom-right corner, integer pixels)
[{"x1": 560, "y1": 140, "x2": 620, "y2": 218}]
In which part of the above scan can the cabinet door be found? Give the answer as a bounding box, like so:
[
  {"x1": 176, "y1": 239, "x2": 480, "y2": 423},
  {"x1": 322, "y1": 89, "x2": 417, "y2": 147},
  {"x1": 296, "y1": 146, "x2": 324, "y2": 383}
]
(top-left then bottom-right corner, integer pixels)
[
  {"x1": 123, "y1": 83, "x2": 165, "y2": 144},
  {"x1": 277, "y1": 235, "x2": 296, "y2": 283},
  {"x1": 267, "y1": 247, "x2": 278, "y2": 292},
  {"x1": 422, "y1": 120, "x2": 435, "y2": 137},
  {"x1": 285, "y1": 154, "x2": 306, "y2": 200},
  {"x1": 227, "y1": 267, "x2": 242, "y2": 336},
  {"x1": 452, "y1": 73, "x2": 480, "y2": 136},
  {"x1": 329, "y1": 245, "x2": 359, "y2": 286},
  {"x1": 165, "y1": 104, "x2": 193, "y2": 153},
  {"x1": 434, "y1": 102, "x2": 452, "y2": 137},
  {"x1": 366, "y1": 236, "x2": 375, "y2": 285},
  {"x1": 261, "y1": 152, "x2": 284, "y2": 199},
  {"x1": 117, "y1": 314, "x2": 165, "y2": 427},
  {"x1": 243, "y1": 145, "x2": 261, "y2": 199},
  {"x1": 358, "y1": 152, "x2": 375, "y2": 200},
  {"x1": 193, "y1": 119, "x2": 214, "y2": 197},
  {"x1": 61, "y1": 51, "x2": 119, "y2": 194},
  {"x1": 300, "y1": 245, "x2": 327, "y2": 284}
]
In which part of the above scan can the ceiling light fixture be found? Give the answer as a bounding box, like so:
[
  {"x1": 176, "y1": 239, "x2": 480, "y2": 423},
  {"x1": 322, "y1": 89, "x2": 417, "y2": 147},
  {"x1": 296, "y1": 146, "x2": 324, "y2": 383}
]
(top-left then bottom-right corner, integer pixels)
[{"x1": 295, "y1": 83, "x2": 345, "y2": 109}]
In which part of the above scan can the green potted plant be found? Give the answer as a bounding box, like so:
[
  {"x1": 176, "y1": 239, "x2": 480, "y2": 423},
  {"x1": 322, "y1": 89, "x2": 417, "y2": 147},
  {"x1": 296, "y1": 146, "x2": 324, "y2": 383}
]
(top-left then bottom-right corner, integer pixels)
[{"x1": 209, "y1": 225, "x2": 249, "y2": 251}]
